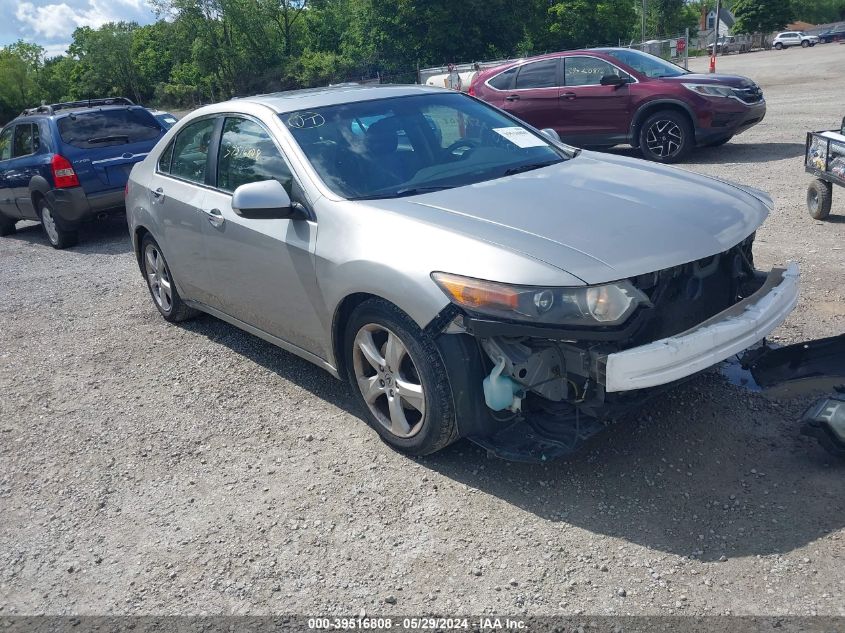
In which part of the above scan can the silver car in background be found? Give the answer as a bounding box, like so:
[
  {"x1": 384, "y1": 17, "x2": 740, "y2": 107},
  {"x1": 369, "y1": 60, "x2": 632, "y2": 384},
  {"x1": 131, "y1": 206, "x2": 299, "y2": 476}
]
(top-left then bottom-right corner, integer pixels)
[{"x1": 125, "y1": 85, "x2": 798, "y2": 458}]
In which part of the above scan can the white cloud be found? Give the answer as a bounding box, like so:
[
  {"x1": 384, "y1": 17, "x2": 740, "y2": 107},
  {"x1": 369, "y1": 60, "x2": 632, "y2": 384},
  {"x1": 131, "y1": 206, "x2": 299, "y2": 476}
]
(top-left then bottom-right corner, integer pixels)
[
  {"x1": 15, "y1": 0, "x2": 150, "y2": 41},
  {"x1": 42, "y1": 42, "x2": 70, "y2": 57}
]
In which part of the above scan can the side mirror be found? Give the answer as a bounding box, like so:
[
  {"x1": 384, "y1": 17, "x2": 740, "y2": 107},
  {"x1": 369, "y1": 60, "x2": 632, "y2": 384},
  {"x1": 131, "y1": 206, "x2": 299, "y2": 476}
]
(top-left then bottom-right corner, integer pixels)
[
  {"x1": 600, "y1": 74, "x2": 627, "y2": 87},
  {"x1": 231, "y1": 180, "x2": 305, "y2": 220},
  {"x1": 841, "y1": 116, "x2": 845, "y2": 136},
  {"x1": 540, "y1": 128, "x2": 561, "y2": 143}
]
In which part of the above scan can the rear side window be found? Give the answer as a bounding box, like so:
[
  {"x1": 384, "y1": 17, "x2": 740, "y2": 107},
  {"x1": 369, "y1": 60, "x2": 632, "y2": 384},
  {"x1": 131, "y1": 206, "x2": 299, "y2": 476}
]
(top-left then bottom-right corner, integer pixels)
[
  {"x1": 57, "y1": 109, "x2": 162, "y2": 149},
  {"x1": 488, "y1": 66, "x2": 518, "y2": 90},
  {"x1": 0, "y1": 128, "x2": 13, "y2": 161},
  {"x1": 168, "y1": 118, "x2": 216, "y2": 184},
  {"x1": 13, "y1": 124, "x2": 36, "y2": 157},
  {"x1": 515, "y1": 60, "x2": 558, "y2": 89}
]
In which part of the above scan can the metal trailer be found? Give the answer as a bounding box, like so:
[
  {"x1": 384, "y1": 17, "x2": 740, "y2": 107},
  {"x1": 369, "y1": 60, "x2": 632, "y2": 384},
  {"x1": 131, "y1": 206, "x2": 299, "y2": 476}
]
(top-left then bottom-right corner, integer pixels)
[{"x1": 804, "y1": 118, "x2": 845, "y2": 220}]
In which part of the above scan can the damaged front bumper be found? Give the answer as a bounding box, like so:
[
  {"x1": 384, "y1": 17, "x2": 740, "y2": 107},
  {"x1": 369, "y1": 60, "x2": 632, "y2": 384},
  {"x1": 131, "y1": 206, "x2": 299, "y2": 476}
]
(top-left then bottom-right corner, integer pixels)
[{"x1": 602, "y1": 263, "x2": 799, "y2": 392}]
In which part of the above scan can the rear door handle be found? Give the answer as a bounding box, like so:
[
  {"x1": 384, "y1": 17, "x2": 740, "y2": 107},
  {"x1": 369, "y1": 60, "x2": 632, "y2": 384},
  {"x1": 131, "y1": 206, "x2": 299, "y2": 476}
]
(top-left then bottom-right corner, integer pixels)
[
  {"x1": 504, "y1": 94, "x2": 520, "y2": 102},
  {"x1": 204, "y1": 208, "x2": 224, "y2": 228},
  {"x1": 151, "y1": 187, "x2": 164, "y2": 202},
  {"x1": 561, "y1": 92, "x2": 577, "y2": 100}
]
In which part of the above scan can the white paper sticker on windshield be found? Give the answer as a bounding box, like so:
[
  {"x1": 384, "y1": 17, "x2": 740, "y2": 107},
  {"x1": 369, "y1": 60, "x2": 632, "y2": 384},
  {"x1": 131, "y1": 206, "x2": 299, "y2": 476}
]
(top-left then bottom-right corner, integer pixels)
[{"x1": 493, "y1": 127, "x2": 547, "y2": 148}]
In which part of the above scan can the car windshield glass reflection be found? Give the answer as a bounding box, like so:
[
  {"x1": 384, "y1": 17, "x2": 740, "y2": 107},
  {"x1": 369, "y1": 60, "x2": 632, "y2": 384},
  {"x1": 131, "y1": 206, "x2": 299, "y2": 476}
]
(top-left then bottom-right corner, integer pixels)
[{"x1": 281, "y1": 92, "x2": 570, "y2": 200}]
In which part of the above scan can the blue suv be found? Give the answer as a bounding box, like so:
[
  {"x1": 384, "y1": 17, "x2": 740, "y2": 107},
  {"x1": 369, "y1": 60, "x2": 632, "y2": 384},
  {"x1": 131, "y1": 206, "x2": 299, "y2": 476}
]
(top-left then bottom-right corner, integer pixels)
[{"x1": 0, "y1": 98, "x2": 165, "y2": 248}]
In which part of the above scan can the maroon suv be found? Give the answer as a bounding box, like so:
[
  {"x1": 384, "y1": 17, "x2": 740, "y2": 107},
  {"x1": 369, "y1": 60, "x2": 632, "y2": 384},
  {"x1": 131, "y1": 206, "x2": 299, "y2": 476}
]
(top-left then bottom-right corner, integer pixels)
[{"x1": 469, "y1": 48, "x2": 766, "y2": 163}]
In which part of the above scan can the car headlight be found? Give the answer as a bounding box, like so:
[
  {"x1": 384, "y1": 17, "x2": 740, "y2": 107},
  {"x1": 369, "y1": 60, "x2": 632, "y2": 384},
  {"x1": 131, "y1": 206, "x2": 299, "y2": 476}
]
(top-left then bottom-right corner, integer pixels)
[
  {"x1": 431, "y1": 272, "x2": 651, "y2": 326},
  {"x1": 682, "y1": 83, "x2": 736, "y2": 98}
]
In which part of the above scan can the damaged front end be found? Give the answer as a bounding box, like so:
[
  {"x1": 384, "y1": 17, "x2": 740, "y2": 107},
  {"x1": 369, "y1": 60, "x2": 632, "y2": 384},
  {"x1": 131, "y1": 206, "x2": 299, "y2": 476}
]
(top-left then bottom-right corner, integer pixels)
[{"x1": 432, "y1": 235, "x2": 800, "y2": 461}]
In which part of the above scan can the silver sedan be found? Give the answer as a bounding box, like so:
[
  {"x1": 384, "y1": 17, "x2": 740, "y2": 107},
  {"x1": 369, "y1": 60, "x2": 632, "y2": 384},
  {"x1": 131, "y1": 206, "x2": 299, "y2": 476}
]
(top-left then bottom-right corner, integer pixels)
[{"x1": 126, "y1": 85, "x2": 798, "y2": 458}]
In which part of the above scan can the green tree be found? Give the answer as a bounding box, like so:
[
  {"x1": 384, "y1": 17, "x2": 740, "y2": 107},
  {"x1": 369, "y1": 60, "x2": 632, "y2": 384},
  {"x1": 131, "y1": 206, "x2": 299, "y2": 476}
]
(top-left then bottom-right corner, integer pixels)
[
  {"x1": 543, "y1": 0, "x2": 637, "y2": 49},
  {"x1": 732, "y1": 0, "x2": 794, "y2": 33}
]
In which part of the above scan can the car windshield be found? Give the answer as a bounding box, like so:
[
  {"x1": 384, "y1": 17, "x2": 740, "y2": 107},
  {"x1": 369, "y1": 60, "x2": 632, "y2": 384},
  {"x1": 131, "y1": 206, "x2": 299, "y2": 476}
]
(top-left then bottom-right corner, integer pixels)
[
  {"x1": 281, "y1": 92, "x2": 571, "y2": 200},
  {"x1": 57, "y1": 108, "x2": 163, "y2": 149},
  {"x1": 603, "y1": 49, "x2": 688, "y2": 78}
]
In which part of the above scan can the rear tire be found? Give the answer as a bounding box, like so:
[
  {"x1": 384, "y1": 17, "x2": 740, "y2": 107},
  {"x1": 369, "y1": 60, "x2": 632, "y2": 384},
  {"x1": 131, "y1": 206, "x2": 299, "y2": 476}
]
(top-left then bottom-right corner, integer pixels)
[
  {"x1": 344, "y1": 298, "x2": 458, "y2": 456},
  {"x1": 638, "y1": 110, "x2": 694, "y2": 163},
  {"x1": 140, "y1": 234, "x2": 199, "y2": 322},
  {"x1": 36, "y1": 198, "x2": 77, "y2": 249},
  {"x1": 807, "y1": 179, "x2": 832, "y2": 220},
  {"x1": 0, "y1": 217, "x2": 15, "y2": 236}
]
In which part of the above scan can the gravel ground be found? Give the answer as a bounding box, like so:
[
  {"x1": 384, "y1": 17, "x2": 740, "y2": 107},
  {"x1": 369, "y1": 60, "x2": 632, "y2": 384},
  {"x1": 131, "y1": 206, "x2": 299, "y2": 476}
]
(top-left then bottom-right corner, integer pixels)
[{"x1": 1, "y1": 46, "x2": 844, "y2": 618}]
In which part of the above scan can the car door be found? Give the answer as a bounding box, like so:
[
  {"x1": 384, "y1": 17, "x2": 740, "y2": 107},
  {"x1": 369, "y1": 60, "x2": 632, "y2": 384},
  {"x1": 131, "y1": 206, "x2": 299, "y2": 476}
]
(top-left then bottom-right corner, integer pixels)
[
  {"x1": 499, "y1": 58, "x2": 561, "y2": 130},
  {"x1": 200, "y1": 115, "x2": 324, "y2": 357},
  {"x1": 11, "y1": 123, "x2": 42, "y2": 220},
  {"x1": 558, "y1": 55, "x2": 632, "y2": 146},
  {"x1": 148, "y1": 116, "x2": 218, "y2": 305},
  {"x1": 0, "y1": 126, "x2": 17, "y2": 220}
]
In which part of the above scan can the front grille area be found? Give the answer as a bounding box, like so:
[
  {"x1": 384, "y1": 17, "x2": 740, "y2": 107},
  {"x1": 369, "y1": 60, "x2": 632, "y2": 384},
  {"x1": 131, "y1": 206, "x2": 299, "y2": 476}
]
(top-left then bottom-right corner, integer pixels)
[
  {"x1": 626, "y1": 236, "x2": 756, "y2": 346},
  {"x1": 731, "y1": 85, "x2": 764, "y2": 104}
]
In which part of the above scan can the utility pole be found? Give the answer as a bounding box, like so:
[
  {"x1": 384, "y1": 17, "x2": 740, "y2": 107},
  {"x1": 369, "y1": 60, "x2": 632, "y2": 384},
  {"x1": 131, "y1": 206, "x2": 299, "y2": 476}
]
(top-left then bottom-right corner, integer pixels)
[{"x1": 709, "y1": 0, "x2": 721, "y2": 73}]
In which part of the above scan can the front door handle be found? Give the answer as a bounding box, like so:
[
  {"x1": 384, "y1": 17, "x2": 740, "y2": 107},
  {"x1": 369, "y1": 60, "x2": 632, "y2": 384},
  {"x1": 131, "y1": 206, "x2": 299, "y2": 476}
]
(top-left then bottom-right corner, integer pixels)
[
  {"x1": 504, "y1": 94, "x2": 520, "y2": 102},
  {"x1": 151, "y1": 187, "x2": 165, "y2": 203},
  {"x1": 561, "y1": 92, "x2": 577, "y2": 100},
  {"x1": 204, "y1": 208, "x2": 225, "y2": 228}
]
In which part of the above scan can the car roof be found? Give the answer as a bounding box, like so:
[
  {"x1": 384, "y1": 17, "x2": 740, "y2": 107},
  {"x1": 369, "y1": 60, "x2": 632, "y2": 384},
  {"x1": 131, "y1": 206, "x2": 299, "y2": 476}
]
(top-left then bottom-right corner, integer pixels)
[{"x1": 220, "y1": 84, "x2": 452, "y2": 114}]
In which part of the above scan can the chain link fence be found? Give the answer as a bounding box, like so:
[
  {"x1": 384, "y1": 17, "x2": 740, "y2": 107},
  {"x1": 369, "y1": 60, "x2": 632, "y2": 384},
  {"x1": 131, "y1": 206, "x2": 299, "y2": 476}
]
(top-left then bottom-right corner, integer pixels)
[{"x1": 620, "y1": 29, "x2": 690, "y2": 69}]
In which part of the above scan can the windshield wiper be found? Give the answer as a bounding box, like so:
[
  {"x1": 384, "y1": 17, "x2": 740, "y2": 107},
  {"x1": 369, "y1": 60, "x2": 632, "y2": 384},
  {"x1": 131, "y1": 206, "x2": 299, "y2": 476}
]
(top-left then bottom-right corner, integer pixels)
[
  {"x1": 503, "y1": 161, "x2": 558, "y2": 177},
  {"x1": 353, "y1": 185, "x2": 454, "y2": 200},
  {"x1": 86, "y1": 135, "x2": 129, "y2": 144}
]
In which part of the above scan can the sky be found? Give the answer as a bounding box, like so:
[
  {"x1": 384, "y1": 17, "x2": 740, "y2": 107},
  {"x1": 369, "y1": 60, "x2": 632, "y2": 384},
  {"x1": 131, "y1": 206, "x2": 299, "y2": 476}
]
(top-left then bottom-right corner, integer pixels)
[{"x1": 0, "y1": 0, "x2": 156, "y2": 56}]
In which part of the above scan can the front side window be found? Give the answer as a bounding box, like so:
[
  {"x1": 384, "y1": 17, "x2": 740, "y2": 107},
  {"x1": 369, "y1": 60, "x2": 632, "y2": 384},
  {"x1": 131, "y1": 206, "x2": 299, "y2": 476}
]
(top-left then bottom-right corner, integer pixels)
[
  {"x1": 282, "y1": 92, "x2": 569, "y2": 200},
  {"x1": 169, "y1": 118, "x2": 216, "y2": 184},
  {"x1": 0, "y1": 128, "x2": 13, "y2": 161},
  {"x1": 12, "y1": 124, "x2": 35, "y2": 157},
  {"x1": 515, "y1": 59, "x2": 558, "y2": 89},
  {"x1": 57, "y1": 108, "x2": 162, "y2": 149},
  {"x1": 604, "y1": 48, "x2": 686, "y2": 78},
  {"x1": 217, "y1": 117, "x2": 293, "y2": 194},
  {"x1": 564, "y1": 57, "x2": 624, "y2": 87}
]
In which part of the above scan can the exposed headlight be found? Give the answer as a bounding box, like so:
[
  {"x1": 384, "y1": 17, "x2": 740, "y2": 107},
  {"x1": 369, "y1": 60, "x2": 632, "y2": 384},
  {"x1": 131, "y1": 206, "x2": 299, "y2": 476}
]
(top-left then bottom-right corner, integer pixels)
[
  {"x1": 432, "y1": 272, "x2": 650, "y2": 326},
  {"x1": 682, "y1": 83, "x2": 736, "y2": 98}
]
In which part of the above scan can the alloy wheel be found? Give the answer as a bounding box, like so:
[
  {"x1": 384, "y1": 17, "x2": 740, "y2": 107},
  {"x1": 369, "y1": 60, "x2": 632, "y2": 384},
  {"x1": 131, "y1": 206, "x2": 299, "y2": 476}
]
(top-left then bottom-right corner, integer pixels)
[
  {"x1": 144, "y1": 243, "x2": 174, "y2": 313},
  {"x1": 645, "y1": 120, "x2": 683, "y2": 159},
  {"x1": 352, "y1": 323, "x2": 426, "y2": 438},
  {"x1": 41, "y1": 205, "x2": 59, "y2": 245}
]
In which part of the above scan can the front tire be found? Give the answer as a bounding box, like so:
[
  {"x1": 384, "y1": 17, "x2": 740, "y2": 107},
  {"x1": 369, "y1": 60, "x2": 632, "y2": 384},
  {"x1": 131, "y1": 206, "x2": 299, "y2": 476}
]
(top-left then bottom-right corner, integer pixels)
[
  {"x1": 36, "y1": 198, "x2": 77, "y2": 249},
  {"x1": 345, "y1": 298, "x2": 458, "y2": 456},
  {"x1": 775, "y1": 42, "x2": 783, "y2": 50},
  {"x1": 140, "y1": 234, "x2": 198, "y2": 322},
  {"x1": 802, "y1": 40, "x2": 810, "y2": 48},
  {"x1": 638, "y1": 110, "x2": 693, "y2": 163},
  {"x1": 807, "y1": 179, "x2": 832, "y2": 220}
]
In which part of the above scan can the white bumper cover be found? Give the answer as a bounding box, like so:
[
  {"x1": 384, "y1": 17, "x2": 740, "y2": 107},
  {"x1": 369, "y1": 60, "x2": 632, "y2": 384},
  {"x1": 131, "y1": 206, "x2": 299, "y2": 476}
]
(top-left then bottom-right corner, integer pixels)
[{"x1": 604, "y1": 263, "x2": 800, "y2": 393}]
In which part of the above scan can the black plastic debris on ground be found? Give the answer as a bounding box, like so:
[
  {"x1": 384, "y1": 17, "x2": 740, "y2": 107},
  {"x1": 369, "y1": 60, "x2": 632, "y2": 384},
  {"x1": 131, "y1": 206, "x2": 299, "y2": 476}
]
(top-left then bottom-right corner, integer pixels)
[
  {"x1": 801, "y1": 396, "x2": 845, "y2": 460},
  {"x1": 745, "y1": 333, "x2": 845, "y2": 398}
]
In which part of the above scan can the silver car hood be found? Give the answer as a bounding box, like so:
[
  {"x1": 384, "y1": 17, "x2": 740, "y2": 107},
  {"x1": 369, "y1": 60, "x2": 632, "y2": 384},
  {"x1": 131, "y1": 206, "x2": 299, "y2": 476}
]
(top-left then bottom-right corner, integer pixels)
[{"x1": 374, "y1": 151, "x2": 770, "y2": 285}]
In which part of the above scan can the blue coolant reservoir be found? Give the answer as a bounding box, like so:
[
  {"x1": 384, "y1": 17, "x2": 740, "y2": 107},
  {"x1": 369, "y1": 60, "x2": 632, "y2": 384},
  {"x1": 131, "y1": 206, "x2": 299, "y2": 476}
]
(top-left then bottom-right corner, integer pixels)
[{"x1": 483, "y1": 357, "x2": 522, "y2": 412}]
